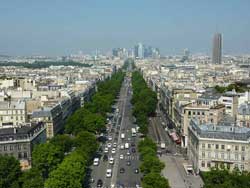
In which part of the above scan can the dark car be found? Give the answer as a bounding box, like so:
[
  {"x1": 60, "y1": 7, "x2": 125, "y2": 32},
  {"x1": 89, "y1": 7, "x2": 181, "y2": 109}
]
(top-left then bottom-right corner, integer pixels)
[
  {"x1": 103, "y1": 154, "x2": 108, "y2": 161},
  {"x1": 131, "y1": 148, "x2": 136, "y2": 153},
  {"x1": 120, "y1": 167, "x2": 125, "y2": 173},
  {"x1": 131, "y1": 142, "x2": 135, "y2": 147},
  {"x1": 97, "y1": 179, "x2": 103, "y2": 187},
  {"x1": 134, "y1": 168, "x2": 139, "y2": 174},
  {"x1": 126, "y1": 161, "x2": 131, "y2": 166}
]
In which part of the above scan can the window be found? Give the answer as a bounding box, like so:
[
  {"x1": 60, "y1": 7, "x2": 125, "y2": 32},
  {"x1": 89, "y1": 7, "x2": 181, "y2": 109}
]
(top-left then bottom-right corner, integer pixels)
[
  {"x1": 227, "y1": 163, "x2": 230, "y2": 170},
  {"x1": 202, "y1": 112, "x2": 205, "y2": 116},
  {"x1": 18, "y1": 152, "x2": 22, "y2": 159},
  {"x1": 23, "y1": 152, "x2": 27, "y2": 159},
  {"x1": 4, "y1": 146, "x2": 7, "y2": 151},
  {"x1": 235, "y1": 146, "x2": 238, "y2": 151},
  {"x1": 201, "y1": 161, "x2": 205, "y2": 167},
  {"x1": 221, "y1": 145, "x2": 225, "y2": 150},
  {"x1": 193, "y1": 111, "x2": 196, "y2": 115},
  {"x1": 235, "y1": 153, "x2": 238, "y2": 160},
  {"x1": 10, "y1": 145, "x2": 13, "y2": 151},
  {"x1": 242, "y1": 155, "x2": 245, "y2": 161},
  {"x1": 215, "y1": 152, "x2": 218, "y2": 159},
  {"x1": 202, "y1": 143, "x2": 205, "y2": 149},
  {"x1": 208, "y1": 144, "x2": 211, "y2": 149},
  {"x1": 221, "y1": 153, "x2": 224, "y2": 159},
  {"x1": 207, "y1": 162, "x2": 211, "y2": 168},
  {"x1": 216, "y1": 144, "x2": 219, "y2": 149},
  {"x1": 208, "y1": 152, "x2": 211, "y2": 158},
  {"x1": 241, "y1": 165, "x2": 244, "y2": 171},
  {"x1": 202, "y1": 152, "x2": 205, "y2": 158},
  {"x1": 17, "y1": 144, "x2": 21, "y2": 150},
  {"x1": 242, "y1": 146, "x2": 245, "y2": 152},
  {"x1": 188, "y1": 111, "x2": 191, "y2": 116},
  {"x1": 197, "y1": 112, "x2": 200, "y2": 115},
  {"x1": 23, "y1": 144, "x2": 27, "y2": 150}
]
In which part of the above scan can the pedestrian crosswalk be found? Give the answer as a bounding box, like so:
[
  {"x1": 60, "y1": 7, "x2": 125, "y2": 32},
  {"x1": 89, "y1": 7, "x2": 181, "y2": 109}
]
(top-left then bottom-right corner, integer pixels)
[{"x1": 123, "y1": 155, "x2": 139, "y2": 160}]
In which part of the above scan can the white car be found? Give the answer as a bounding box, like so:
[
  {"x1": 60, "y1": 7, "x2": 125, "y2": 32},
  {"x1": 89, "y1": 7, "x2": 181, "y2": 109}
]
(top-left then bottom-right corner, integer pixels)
[
  {"x1": 119, "y1": 154, "x2": 124, "y2": 159},
  {"x1": 109, "y1": 157, "x2": 114, "y2": 164},
  {"x1": 127, "y1": 150, "x2": 131, "y2": 156},
  {"x1": 107, "y1": 143, "x2": 112, "y2": 148},
  {"x1": 111, "y1": 148, "x2": 116, "y2": 154},
  {"x1": 93, "y1": 158, "x2": 99, "y2": 166},
  {"x1": 108, "y1": 136, "x2": 112, "y2": 141},
  {"x1": 120, "y1": 144, "x2": 125, "y2": 150},
  {"x1": 113, "y1": 142, "x2": 117, "y2": 148},
  {"x1": 104, "y1": 147, "x2": 109, "y2": 153},
  {"x1": 106, "y1": 169, "x2": 112, "y2": 178}
]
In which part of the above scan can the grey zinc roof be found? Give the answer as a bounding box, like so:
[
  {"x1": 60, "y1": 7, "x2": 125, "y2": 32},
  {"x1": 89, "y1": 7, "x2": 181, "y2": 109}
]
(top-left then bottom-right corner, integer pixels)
[
  {"x1": 32, "y1": 108, "x2": 52, "y2": 118},
  {"x1": 238, "y1": 103, "x2": 250, "y2": 115}
]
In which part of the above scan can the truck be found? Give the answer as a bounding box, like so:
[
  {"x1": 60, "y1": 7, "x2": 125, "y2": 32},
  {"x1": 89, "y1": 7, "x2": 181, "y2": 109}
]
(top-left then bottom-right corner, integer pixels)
[
  {"x1": 160, "y1": 142, "x2": 166, "y2": 149},
  {"x1": 121, "y1": 133, "x2": 125, "y2": 139}
]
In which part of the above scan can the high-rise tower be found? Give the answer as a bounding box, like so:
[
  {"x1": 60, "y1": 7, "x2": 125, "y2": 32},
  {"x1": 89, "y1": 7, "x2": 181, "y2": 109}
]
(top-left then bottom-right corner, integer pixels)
[{"x1": 212, "y1": 33, "x2": 222, "y2": 64}]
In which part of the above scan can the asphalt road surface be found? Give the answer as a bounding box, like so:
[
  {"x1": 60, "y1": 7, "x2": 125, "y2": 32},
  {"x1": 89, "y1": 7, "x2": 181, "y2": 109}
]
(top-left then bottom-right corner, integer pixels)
[{"x1": 89, "y1": 74, "x2": 142, "y2": 188}]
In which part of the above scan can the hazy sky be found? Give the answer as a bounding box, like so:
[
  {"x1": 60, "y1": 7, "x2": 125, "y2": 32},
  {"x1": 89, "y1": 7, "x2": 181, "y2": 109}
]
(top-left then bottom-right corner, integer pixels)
[{"x1": 0, "y1": 0, "x2": 249, "y2": 56}]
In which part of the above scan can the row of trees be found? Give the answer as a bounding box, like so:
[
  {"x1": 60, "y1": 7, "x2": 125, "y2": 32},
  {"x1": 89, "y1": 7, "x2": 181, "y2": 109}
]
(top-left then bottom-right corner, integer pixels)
[
  {"x1": 131, "y1": 71, "x2": 158, "y2": 134},
  {"x1": 138, "y1": 137, "x2": 170, "y2": 188},
  {"x1": 130, "y1": 70, "x2": 169, "y2": 187},
  {"x1": 0, "y1": 70, "x2": 125, "y2": 188},
  {"x1": 214, "y1": 83, "x2": 247, "y2": 93},
  {"x1": 202, "y1": 168, "x2": 250, "y2": 188},
  {"x1": 0, "y1": 61, "x2": 92, "y2": 69}
]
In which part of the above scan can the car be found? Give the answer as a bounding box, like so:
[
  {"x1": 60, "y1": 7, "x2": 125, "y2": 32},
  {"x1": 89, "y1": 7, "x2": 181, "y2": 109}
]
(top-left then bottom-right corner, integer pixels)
[
  {"x1": 120, "y1": 144, "x2": 125, "y2": 150},
  {"x1": 134, "y1": 168, "x2": 139, "y2": 174},
  {"x1": 127, "y1": 150, "x2": 131, "y2": 156},
  {"x1": 126, "y1": 161, "x2": 131, "y2": 166},
  {"x1": 119, "y1": 167, "x2": 125, "y2": 173},
  {"x1": 113, "y1": 142, "x2": 117, "y2": 148},
  {"x1": 97, "y1": 179, "x2": 103, "y2": 187},
  {"x1": 131, "y1": 148, "x2": 136, "y2": 153},
  {"x1": 106, "y1": 169, "x2": 112, "y2": 178},
  {"x1": 109, "y1": 157, "x2": 114, "y2": 164},
  {"x1": 107, "y1": 143, "x2": 112, "y2": 148},
  {"x1": 90, "y1": 178, "x2": 95, "y2": 183},
  {"x1": 111, "y1": 148, "x2": 116, "y2": 154},
  {"x1": 108, "y1": 136, "x2": 112, "y2": 141},
  {"x1": 104, "y1": 147, "x2": 109, "y2": 153},
  {"x1": 93, "y1": 158, "x2": 99, "y2": 166},
  {"x1": 103, "y1": 154, "x2": 108, "y2": 161},
  {"x1": 119, "y1": 154, "x2": 124, "y2": 159},
  {"x1": 131, "y1": 142, "x2": 135, "y2": 147}
]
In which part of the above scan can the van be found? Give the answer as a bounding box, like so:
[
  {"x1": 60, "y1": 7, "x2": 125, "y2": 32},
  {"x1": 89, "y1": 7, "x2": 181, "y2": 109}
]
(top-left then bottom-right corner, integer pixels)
[
  {"x1": 93, "y1": 158, "x2": 99, "y2": 166},
  {"x1": 125, "y1": 143, "x2": 129, "y2": 149}
]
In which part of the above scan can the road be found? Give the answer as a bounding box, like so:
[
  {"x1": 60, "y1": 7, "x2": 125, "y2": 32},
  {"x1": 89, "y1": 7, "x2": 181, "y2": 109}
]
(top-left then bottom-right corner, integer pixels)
[
  {"x1": 148, "y1": 106, "x2": 203, "y2": 188},
  {"x1": 89, "y1": 73, "x2": 142, "y2": 188}
]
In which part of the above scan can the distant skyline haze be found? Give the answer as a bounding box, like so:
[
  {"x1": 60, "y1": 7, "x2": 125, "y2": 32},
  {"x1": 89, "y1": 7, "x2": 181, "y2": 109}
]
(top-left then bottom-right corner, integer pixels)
[{"x1": 0, "y1": 0, "x2": 249, "y2": 56}]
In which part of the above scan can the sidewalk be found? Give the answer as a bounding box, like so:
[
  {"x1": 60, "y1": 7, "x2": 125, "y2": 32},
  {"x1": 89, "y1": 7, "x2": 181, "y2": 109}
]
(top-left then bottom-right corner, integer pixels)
[{"x1": 160, "y1": 155, "x2": 203, "y2": 188}]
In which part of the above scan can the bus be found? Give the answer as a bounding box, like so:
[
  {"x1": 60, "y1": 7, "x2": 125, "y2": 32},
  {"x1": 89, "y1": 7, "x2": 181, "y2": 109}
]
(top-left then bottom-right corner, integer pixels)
[{"x1": 131, "y1": 128, "x2": 136, "y2": 137}]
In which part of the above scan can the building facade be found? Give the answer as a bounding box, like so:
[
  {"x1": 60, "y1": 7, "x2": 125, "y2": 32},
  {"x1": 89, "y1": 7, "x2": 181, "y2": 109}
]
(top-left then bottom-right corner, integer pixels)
[
  {"x1": 212, "y1": 33, "x2": 222, "y2": 64},
  {"x1": 188, "y1": 119, "x2": 250, "y2": 173}
]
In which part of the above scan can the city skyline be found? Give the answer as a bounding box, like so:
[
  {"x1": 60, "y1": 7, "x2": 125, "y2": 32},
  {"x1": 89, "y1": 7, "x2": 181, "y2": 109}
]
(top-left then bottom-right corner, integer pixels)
[{"x1": 0, "y1": 1, "x2": 250, "y2": 56}]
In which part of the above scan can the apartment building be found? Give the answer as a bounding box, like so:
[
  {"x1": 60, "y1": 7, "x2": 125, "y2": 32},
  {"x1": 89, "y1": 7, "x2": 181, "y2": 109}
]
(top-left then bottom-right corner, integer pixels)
[
  {"x1": 188, "y1": 119, "x2": 250, "y2": 173},
  {"x1": 237, "y1": 102, "x2": 250, "y2": 127},
  {"x1": 0, "y1": 100, "x2": 27, "y2": 128},
  {"x1": 31, "y1": 105, "x2": 63, "y2": 138},
  {"x1": 0, "y1": 122, "x2": 46, "y2": 170}
]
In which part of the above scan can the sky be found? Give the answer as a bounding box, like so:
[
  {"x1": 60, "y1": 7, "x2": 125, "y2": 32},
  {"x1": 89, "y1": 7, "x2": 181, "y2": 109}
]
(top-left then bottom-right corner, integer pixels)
[{"x1": 0, "y1": 0, "x2": 250, "y2": 56}]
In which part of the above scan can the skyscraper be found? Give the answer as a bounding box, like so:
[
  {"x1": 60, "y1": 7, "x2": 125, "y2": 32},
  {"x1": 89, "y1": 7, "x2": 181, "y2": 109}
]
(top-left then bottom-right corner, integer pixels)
[
  {"x1": 212, "y1": 33, "x2": 222, "y2": 64},
  {"x1": 138, "y1": 43, "x2": 144, "y2": 59}
]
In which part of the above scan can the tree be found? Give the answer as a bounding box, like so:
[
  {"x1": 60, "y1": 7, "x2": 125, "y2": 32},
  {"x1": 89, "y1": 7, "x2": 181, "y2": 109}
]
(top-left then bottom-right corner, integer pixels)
[
  {"x1": 50, "y1": 134, "x2": 74, "y2": 153},
  {"x1": 45, "y1": 151, "x2": 87, "y2": 188},
  {"x1": 0, "y1": 155, "x2": 21, "y2": 188},
  {"x1": 19, "y1": 168, "x2": 44, "y2": 188},
  {"x1": 140, "y1": 155, "x2": 165, "y2": 174},
  {"x1": 32, "y1": 143, "x2": 64, "y2": 179},
  {"x1": 142, "y1": 172, "x2": 170, "y2": 188}
]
